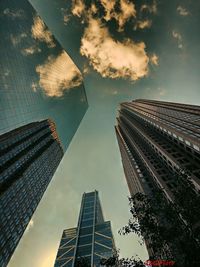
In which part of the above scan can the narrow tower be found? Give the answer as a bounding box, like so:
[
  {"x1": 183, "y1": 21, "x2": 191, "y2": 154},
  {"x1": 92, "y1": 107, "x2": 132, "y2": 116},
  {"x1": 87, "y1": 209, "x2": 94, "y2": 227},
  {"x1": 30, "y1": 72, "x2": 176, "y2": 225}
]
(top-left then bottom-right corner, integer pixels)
[{"x1": 54, "y1": 191, "x2": 115, "y2": 267}]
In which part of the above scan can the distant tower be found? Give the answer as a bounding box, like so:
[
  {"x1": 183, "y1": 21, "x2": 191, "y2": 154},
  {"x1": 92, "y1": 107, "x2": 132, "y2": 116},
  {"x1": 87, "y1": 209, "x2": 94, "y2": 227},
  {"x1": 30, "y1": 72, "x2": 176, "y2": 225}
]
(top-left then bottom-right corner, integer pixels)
[
  {"x1": 54, "y1": 191, "x2": 115, "y2": 267},
  {"x1": 0, "y1": 119, "x2": 63, "y2": 267}
]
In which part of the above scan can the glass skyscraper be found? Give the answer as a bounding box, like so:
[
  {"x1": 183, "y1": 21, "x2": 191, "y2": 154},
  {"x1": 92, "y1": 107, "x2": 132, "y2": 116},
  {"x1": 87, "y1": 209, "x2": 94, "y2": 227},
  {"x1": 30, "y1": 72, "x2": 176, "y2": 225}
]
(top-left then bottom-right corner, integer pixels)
[
  {"x1": 0, "y1": 119, "x2": 63, "y2": 267},
  {"x1": 54, "y1": 191, "x2": 115, "y2": 267},
  {"x1": 1, "y1": 0, "x2": 88, "y2": 265},
  {"x1": 0, "y1": 0, "x2": 88, "y2": 151}
]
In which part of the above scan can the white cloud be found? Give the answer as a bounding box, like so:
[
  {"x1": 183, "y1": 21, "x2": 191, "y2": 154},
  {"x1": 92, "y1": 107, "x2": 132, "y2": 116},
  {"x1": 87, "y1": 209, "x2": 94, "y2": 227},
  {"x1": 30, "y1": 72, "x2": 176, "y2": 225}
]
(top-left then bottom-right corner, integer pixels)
[
  {"x1": 150, "y1": 53, "x2": 159, "y2": 65},
  {"x1": 71, "y1": 0, "x2": 85, "y2": 17},
  {"x1": 31, "y1": 82, "x2": 38, "y2": 92},
  {"x1": 3, "y1": 8, "x2": 24, "y2": 19},
  {"x1": 177, "y1": 6, "x2": 189, "y2": 16},
  {"x1": 31, "y1": 16, "x2": 55, "y2": 48},
  {"x1": 80, "y1": 18, "x2": 149, "y2": 81},
  {"x1": 83, "y1": 63, "x2": 90, "y2": 75},
  {"x1": 61, "y1": 8, "x2": 71, "y2": 25},
  {"x1": 172, "y1": 30, "x2": 183, "y2": 49},
  {"x1": 10, "y1": 33, "x2": 27, "y2": 46},
  {"x1": 141, "y1": 1, "x2": 157, "y2": 14},
  {"x1": 3, "y1": 69, "x2": 10, "y2": 77},
  {"x1": 136, "y1": 20, "x2": 152, "y2": 30},
  {"x1": 36, "y1": 51, "x2": 83, "y2": 97},
  {"x1": 21, "y1": 45, "x2": 41, "y2": 55}
]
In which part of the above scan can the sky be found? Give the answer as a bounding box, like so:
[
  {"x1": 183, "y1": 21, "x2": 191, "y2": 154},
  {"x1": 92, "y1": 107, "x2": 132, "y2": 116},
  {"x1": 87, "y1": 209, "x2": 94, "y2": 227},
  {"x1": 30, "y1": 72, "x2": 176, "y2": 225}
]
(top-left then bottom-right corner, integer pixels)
[{"x1": 2, "y1": 0, "x2": 200, "y2": 266}]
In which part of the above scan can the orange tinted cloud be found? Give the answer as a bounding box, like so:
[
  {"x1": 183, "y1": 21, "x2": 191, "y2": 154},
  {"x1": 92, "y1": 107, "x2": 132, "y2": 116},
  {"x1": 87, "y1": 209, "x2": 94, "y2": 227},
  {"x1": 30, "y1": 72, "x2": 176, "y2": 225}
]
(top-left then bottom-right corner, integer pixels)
[
  {"x1": 136, "y1": 20, "x2": 152, "y2": 29},
  {"x1": 32, "y1": 16, "x2": 55, "y2": 48},
  {"x1": 36, "y1": 51, "x2": 83, "y2": 97},
  {"x1": 80, "y1": 18, "x2": 149, "y2": 81},
  {"x1": 177, "y1": 6, "x2": 189, "y2": 16},
  {"x1": 172, "y1": 30, "x2": 183, "y2": 49},
  {"x1": 71, "y1": 0, "x2": 85, "y2": 17},
  {"x1": 150, "y1": 53, "x2": 159, "y2": 65},
  {"x1": 100, "y1": 0, "x2": 136, "y2": 31}
]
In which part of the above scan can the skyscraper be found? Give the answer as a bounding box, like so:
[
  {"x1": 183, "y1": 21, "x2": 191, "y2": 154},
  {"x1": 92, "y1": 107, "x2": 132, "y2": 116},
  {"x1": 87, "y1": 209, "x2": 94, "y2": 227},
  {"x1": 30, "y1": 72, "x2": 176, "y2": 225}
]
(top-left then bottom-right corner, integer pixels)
[
  {"x1": 0, "y1": 119, "x2": 63, "y2": 267},
  {"x1": 115, "y1": 99, "x2": 200, "y2": 199},
  {"x1": 0, "y1": 0, "x2": 88, "y2": 151},
  {"x1": 115, "y1": 99, "x2": 200, "y2": 259},
  {"x1": 54, "y1": 191, "x2": 115, "y2": 267}
]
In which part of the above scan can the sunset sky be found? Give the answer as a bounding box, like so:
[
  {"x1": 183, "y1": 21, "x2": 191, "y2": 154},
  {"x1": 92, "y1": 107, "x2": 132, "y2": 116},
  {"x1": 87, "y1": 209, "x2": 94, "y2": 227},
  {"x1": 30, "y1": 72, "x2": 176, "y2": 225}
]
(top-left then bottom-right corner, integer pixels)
[{"x1": 4, "y1": 0, "x2": 200, "y2": 266}]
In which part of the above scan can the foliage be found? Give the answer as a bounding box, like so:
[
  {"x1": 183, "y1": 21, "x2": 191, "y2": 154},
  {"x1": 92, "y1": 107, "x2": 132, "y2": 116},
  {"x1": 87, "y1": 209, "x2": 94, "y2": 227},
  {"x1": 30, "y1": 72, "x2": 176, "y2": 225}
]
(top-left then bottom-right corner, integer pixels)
[
  {"x1": 74, "y1": 256, "x2": 90, "y2": 267},
  {"x1": 172, "y1": 171, "x2": 200, "y2": 240},
  {"x1": 119, "y1": 178, "x2": 200, "y2": 266},
  {"x1": 100, "y1": 250, "x2": 145, "y2": 267}
]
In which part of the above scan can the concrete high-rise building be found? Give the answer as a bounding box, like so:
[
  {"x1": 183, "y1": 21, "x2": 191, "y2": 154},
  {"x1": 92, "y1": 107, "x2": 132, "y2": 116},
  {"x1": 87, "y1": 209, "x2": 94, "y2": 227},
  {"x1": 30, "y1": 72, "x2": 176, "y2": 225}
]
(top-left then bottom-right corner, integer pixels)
[
  {"x1": 115, "y1": 99, "x2": 200, "y2": 259},
  {"x1": 115, "y1": 99, "x2": 200, "y2": 200},
  {"x1": 54, "y1": 191, "x2": 115, "y2": 267},
  {"x1": 0, "y1": 119, "x2": 63, "y2": 267}
]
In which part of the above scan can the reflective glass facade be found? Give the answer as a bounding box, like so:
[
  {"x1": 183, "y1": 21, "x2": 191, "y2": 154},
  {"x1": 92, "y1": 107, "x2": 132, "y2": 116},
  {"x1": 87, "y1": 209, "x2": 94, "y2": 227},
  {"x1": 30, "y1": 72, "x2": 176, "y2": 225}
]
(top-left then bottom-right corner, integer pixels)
[
  {"x1": 0, "y1": 119, "x2": 64, "y2": 267},
  {"x1": 0, "y1": 0, "x2": 88, "y2": 151},
  {"x1": 54, "y1": 191, "x2": 115, "y2": 267}
]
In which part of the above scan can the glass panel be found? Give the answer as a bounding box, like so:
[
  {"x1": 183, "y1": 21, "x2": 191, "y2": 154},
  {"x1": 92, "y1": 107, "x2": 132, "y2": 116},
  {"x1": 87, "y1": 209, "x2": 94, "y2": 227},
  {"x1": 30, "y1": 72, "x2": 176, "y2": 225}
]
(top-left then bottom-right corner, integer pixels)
[{"x1": 78, "y1": 234, "x2": 93, "y2": 246}]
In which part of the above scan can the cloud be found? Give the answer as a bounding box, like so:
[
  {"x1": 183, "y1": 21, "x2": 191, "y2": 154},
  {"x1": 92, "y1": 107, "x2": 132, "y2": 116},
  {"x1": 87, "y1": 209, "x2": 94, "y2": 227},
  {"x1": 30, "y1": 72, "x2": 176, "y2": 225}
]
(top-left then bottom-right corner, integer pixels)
[
  {"x1": 2, "y1": 69, "x2": 10, "y2": 89},
  {"x1": 3, "y1": 69, "x2": 10, "y2": 77},
  {"x1": 136, "y1": 20, "x2": 152, "y2": 29},
  {"x1": 61, "y1": 8, "x2": 71, "y2": 25},
  {"x1": 83, "y1": 63, "x2": 91, "y2": 75},
  {"x1": 10, "y1": 32, "x2": 27, "y2": 46},
  {"x1": 31, "y1": 82, "x2": 38, "y2": 92},
  {"x1": 10, "y1": 31, "x2": 41, "y2": 56},
  {"x1": 21, "y1": 45, "x2": 41, "y2": 55},
  {"x1": 140, "y1": 1, "x2": 157, "y2": 14},
  {"x1": 71, "y1": 0, "x2": 85, "y2": 17},
  {"x1": 100, "y1": 0, "x2": 116, "y2": 21},
  {"x1": 31, "y1": 16, "x2": 55, "y2": 48},
  {"x1": 150, "y1": 53, "x2": 159, "y2": 65},
  {"x1": 3, "y1": 8, "x2": 25, "y2": 19},
  {"x1": 71, "y1": 0, "x2": 136, "y2": 31},
  {"x1": 118, "y1": 0, "x2": 137, "y2": 30},
  {"x1": 36, "y1": 51, "x2": 83, "y2": 97},
  {"x1": 100, "y1": 0, "x2": 136, "y2": 31},
  {"x1": 172, "y1": 30, "x2": 183, "y2": 49},
  {"x1": 90, "y1": 3, "x2": 98, "y2": 15},
  {"x1": 80, "y1": 18, "x2": 149, "y2": 81},
  {"x1": 177, "y1": 6, "x2": 189, "y2": 16}
]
